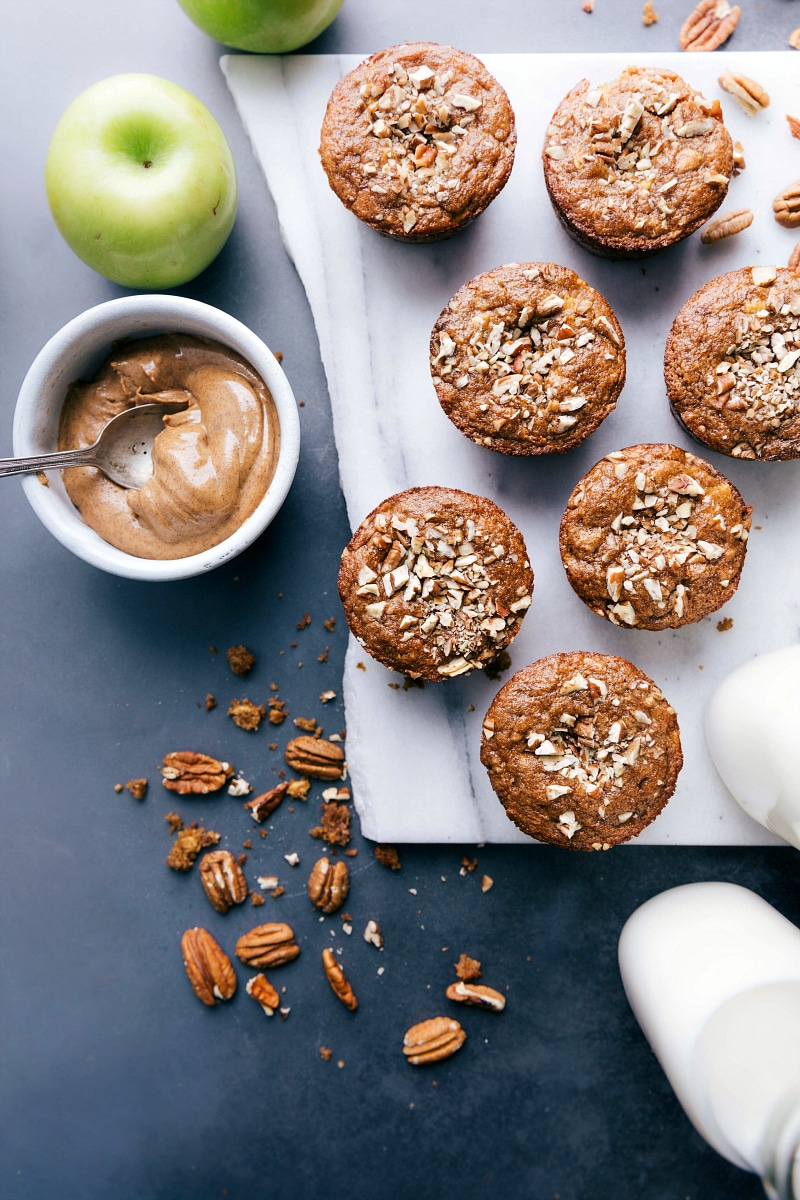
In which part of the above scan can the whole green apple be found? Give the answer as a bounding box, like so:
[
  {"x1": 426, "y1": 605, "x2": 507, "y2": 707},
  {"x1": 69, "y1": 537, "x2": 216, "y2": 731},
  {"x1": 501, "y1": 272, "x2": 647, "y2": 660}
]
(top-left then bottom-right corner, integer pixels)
[
  {"x1": 45, "y1": 74, "x2": 237, "y2": 290},
  {"x1": 177, "y1": 0, "x2": 345, "y2": 53}
]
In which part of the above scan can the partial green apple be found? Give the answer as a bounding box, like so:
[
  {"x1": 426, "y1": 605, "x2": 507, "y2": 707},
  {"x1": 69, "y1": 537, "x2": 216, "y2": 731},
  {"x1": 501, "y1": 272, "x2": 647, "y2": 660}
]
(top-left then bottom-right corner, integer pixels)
[
  {"x1": 45, "y1": 74, "x2": 237, "y2": 290},
  {"x1": 177, "y1": 0, "x2": 345, "y2": 53}
]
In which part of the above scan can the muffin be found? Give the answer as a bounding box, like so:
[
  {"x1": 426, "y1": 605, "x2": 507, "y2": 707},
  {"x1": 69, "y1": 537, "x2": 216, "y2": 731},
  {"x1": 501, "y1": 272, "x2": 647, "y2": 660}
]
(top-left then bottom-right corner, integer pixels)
[
  {"x1": 430, "y1": 261, "x2": 625, "y2": 454},
  {"x1": 481, "y1": 651, "x2": 682, "y2": 850},
  {"x1": 542, "y1": 66, "x2": 733, "y2": 258},
  {"x1": 559, "y1": 444, "x2": 751, "y2": 630},
  {"x1": 319, "y1": 42, "x2": 516, "y2": 242},
  {"x1": 338, "y1": 486, "x2": 533, "y2": 679},
  {"x1": 665, "y1": 265, "x2": 800, "y2": 460}
]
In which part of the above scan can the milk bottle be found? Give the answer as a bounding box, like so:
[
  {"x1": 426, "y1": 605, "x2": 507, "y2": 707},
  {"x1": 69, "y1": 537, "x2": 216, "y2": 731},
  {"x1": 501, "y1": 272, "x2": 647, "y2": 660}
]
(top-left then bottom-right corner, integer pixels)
[{"x1": 619, "y1": 882, "x2": 800, "y2": 1198}]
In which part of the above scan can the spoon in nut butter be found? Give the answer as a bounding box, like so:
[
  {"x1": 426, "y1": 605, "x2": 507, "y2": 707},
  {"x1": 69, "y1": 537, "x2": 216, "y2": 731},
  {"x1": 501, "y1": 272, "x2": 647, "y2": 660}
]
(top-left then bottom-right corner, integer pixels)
[{"x1": 0, "y1": 400, "x2": 189, "y2": 489}]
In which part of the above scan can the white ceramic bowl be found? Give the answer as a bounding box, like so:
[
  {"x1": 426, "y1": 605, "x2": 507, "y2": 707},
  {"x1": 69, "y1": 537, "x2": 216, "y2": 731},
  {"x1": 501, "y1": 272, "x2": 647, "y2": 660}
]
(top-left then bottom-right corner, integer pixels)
[{"x1": 13, "y1": 294, "x2": 301, "y2": 581}]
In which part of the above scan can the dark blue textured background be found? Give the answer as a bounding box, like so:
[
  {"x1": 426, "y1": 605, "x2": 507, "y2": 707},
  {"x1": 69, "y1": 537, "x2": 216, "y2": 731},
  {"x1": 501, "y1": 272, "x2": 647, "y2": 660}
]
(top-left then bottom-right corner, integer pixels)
[{"x1": 1, "y1": 3, "x2": 797, "y2": 1197}]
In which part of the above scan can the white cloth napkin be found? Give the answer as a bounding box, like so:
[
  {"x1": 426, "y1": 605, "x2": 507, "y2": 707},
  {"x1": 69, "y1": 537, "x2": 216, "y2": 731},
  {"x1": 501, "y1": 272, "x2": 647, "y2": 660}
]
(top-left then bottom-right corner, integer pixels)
[{"x1": 223, "y1": 51, "x2": 800, "y2": 844}]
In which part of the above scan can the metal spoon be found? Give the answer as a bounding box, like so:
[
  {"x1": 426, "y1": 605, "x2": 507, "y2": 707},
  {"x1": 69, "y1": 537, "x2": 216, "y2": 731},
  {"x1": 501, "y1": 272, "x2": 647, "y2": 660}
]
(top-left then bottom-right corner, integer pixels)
[{"x1": 0, "y1": 400, "x2": 189, "y2": 489}]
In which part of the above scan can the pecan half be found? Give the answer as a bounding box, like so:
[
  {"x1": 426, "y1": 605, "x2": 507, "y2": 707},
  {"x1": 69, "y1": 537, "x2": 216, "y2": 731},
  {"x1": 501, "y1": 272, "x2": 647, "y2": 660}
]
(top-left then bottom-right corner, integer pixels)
[
  {"x1": 245, "y1": 782, "x2": 288, "y2": 823},
  {"x1": 181, "y1": 927, "x2": 237, "y2": 1006},
  {"x1": 199, "y1": 850, "x2": 248, "y2": 913},
  {"x1": 160, "y1": 751, "x2": 233, "y2": 795},
  {"x1": 446, "y1": 981, "x2": 507, "y2": 1011},
  {"x1": 700, "y1": 207, "x2": 753, "y2": 243},
  {"x1": 246, "y1": 973, "x2": 280, "y2": 1016},
  {"x1": 321, "y1": 947, "x2": 358, "y2": 1011},
  {"x1": 774, "y1": 181, "x2": 800, "y2": 228},
  {"x1": 717, "y1": 73, "x2": 769, "y2": 116},
  {"x1": 788, "y1": 115, "x2": 800, "y2": 142},
  {"x1": 285, "y1": 736, "x2": 345, "y2": 780},
  {"x1": 790, "y1": 242, "x2": 800, "y2": 273},
  {"x1": 403, "y1": 1017, "x2": 466, "y2": 1065},
  {"x1": 307, "y1": 857, "x2": 350, "y2": 913},
  {"x1": 235, "y1": 922, "x2": 300, "y2": 969},
  {"x1": 790, "y1": 28, "x2": 800, "y2": 51},
  {"x1": 679, "y1": 0, "x2": 740, "y2": 51}
]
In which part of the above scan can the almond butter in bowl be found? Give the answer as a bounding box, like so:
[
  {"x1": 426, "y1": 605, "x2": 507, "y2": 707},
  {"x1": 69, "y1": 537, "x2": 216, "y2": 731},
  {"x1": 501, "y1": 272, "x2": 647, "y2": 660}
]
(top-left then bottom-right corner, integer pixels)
[
  {"x1": 319, "y1": 42, "x2": 515, "y2": 242},
  {"x1": 542, "y1": 66, "x2": 733, "y2": 258},
  {"x1": 430, "y1": 262, "x2": 625, "y2": 455},
  {"x1": 665, "y1": 267, "x2": 800, "y2": 460},
  {"x1": 338, "y1": 486, "x2": 533, "y2": 680},
  {"x1": 559, "y1": 444, "x2": 751, "y2": 630},
  {"x1": 480, "y1": 652, "x2": 683, "y2": 851}
]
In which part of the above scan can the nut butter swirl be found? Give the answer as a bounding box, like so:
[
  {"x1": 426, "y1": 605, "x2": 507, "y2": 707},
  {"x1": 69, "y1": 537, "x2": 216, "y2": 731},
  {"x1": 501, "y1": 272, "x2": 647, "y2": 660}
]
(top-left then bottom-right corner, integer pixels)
[{"x1": 58, "y1": 334, "x2": 279, "y2": 559}]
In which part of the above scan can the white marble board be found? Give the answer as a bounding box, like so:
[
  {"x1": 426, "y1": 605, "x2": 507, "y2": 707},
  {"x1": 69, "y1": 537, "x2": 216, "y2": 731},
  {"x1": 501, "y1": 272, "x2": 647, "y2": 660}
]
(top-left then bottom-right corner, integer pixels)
[{"x1": 223, "y1": 51, "x2": 800, "y2": 845}]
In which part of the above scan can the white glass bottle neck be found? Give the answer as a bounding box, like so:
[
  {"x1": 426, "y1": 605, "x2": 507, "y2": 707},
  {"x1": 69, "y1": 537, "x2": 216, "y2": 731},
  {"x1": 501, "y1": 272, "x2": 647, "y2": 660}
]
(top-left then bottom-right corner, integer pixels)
[{"x1": 760, "y1": 1092, "x2": 800, "y2": 1200}]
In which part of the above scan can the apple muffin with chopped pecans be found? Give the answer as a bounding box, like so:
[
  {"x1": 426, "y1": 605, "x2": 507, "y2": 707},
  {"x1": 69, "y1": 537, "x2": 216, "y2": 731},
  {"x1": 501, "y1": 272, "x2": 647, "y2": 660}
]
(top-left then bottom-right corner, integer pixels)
[
  {"x1": 665, "y1": 266, "x2": 800, "y2": 460},
  {"x1": 430, "y1": 261, "x2": 625, "y2": 454},
  {"x1": 558, "y1": 444, "x2": 751, "y2": 631},
  {"x1": 542, "y1": 66, "x2": 733, "y2": 258},
  {"x1": 319, "y1": 42, "x2": 516, "y2": 242},
  {"x1": 338, "y1": 486, "x2": 533, "y2": 680},
  {"x1": 481, "y1": 652, "x2": 682, "y2": 850}
]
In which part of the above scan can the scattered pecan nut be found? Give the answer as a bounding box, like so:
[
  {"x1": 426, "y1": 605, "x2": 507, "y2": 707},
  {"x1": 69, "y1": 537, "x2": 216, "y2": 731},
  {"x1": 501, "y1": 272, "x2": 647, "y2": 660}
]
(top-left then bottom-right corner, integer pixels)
[
  {"x1": 245, "y1": 782, "x2": 288, "y2": 823},
  {"x1": 228, "y1": 698, "x2": 266, "y2": 731},
  {"x1": 226, "y1": 644, "x2": 255, "y2": 675},
  {"x1": 789, "y1": 242, "x2": 800, "y2": 273},
  {"x1": 773, "y1": 181, "x2": 800, "y2": 229},
  {"x1": 307, "y1": 857, "x2": 350, "y2": 913},
  {"x1": 446, "y1": 981, "x2": 506, "y2": 1012},
  {"x1": 679, "y1": 0, "x2": 740, "y2": 52},
  {"x1": 363, "y1": 919, "x2": 384, "y2": 949},
  {"x1": 246, "y1": 973, "x2": 280, "y2": 1016},
  {"x1": 700, "y1": 207, "x2": 753, "y2": 244},
  {"x1": 285, "y1": 736, "x2": 345, "y2": 780},
  {"x1": 181, "y1": 927, "x2": 237, "y2": 1006},
  {"x1": 717, "y1": 73, "x2": 769, "y2": 117},
  {"x1": 403, "y1": 1017, "x2": 466, "y2": 1065},
  {"x1": 199, "y1": 850, "x2": 248, "y2": 913},
  {"x1": 790, "y1": 28, "x2": 800, "y2": 51},
  {"x1": 788, "y1": 115, "x2": 800, "y2": 142},
  {"x1": 321, "y1": 947, "x2": 358, "y2": 1011},
  {"x1": 235, "y1": 922, "x2": 300, "y2": 969},
  {"x1": 455, "y1": 953, "x2": 482, "y2": 982},
  {"x1": 160, "y1": 751, "x2": 233, "y2": 795}
]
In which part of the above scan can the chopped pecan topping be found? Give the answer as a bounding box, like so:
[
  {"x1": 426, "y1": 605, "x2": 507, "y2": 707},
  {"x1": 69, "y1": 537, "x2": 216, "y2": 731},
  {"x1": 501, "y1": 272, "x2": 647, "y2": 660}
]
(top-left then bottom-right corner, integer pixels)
[
  {"x1": 321, "y1": 947, "x2": 358, "y2": 1011},
  {"x1": 403, "y1": 1017, "x2": 466, "y2": 1065},
  {"x1": 235, "y1": 922, "x2": 300, "y2": 969},
  {"x1": 160, "y1": 751, "x2": 233, "y2": 795},
  {"x1": 199, "y1": 850, "x2": 248, "y2": 914},
  {"x1": 307, "y1": 857, "x2": 350, "y2": 913},
  {"x1": 181, "y1": 927, "x2": 236, "y2": 1006},
  {"x1": 446, "y1": 981, "x2": 506, "y2": 1011},
  {"x1": 285, "y1": 736, "x2": 345, "y2": 780},
  {"x1": 245, "y1": 782, "x2": 288, "y2": 823},
  {"x1": 245, "y1": 973, "x2": 280, "y2": 1016}
]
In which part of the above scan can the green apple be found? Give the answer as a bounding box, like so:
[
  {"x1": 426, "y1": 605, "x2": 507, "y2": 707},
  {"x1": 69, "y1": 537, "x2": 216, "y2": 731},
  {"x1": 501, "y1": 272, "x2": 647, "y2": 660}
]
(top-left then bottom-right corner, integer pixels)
[
  {"x1": 45, "y1": 74, "x2": 237, "y2": 290},
  {"x1": 177, "y1": 0, "x2": 345, "y2": 53}
]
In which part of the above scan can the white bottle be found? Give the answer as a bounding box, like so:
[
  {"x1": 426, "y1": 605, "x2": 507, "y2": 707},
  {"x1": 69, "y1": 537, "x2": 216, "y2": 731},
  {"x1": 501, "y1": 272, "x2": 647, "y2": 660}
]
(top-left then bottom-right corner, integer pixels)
[
  {"x1": 706, "y1": 644, "x2": 800, "y2": 849},
  {"x1": 618, "y1": 882, "x2": 800, "y2": 1199}
]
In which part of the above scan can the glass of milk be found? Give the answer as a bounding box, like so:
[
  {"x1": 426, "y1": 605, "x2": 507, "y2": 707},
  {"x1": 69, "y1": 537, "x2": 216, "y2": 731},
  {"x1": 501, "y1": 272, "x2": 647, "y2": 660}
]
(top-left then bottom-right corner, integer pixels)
[{"x1": 619, "y1": 882, "x2": 800, "y2": 1198}]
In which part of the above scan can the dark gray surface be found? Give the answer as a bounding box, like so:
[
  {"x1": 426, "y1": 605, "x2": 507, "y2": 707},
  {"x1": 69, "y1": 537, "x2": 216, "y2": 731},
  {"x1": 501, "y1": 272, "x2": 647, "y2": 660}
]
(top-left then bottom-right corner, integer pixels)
[{"x1": 1, "y1": 3, "x2": 798, "y2": 1198}]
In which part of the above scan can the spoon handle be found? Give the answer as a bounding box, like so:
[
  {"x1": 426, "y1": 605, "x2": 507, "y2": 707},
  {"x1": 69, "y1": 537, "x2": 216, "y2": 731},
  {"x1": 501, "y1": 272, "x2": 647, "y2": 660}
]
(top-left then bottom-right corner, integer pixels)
[{"x1": 0, "y1": 447, "x2": 98, "y2": 478}]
